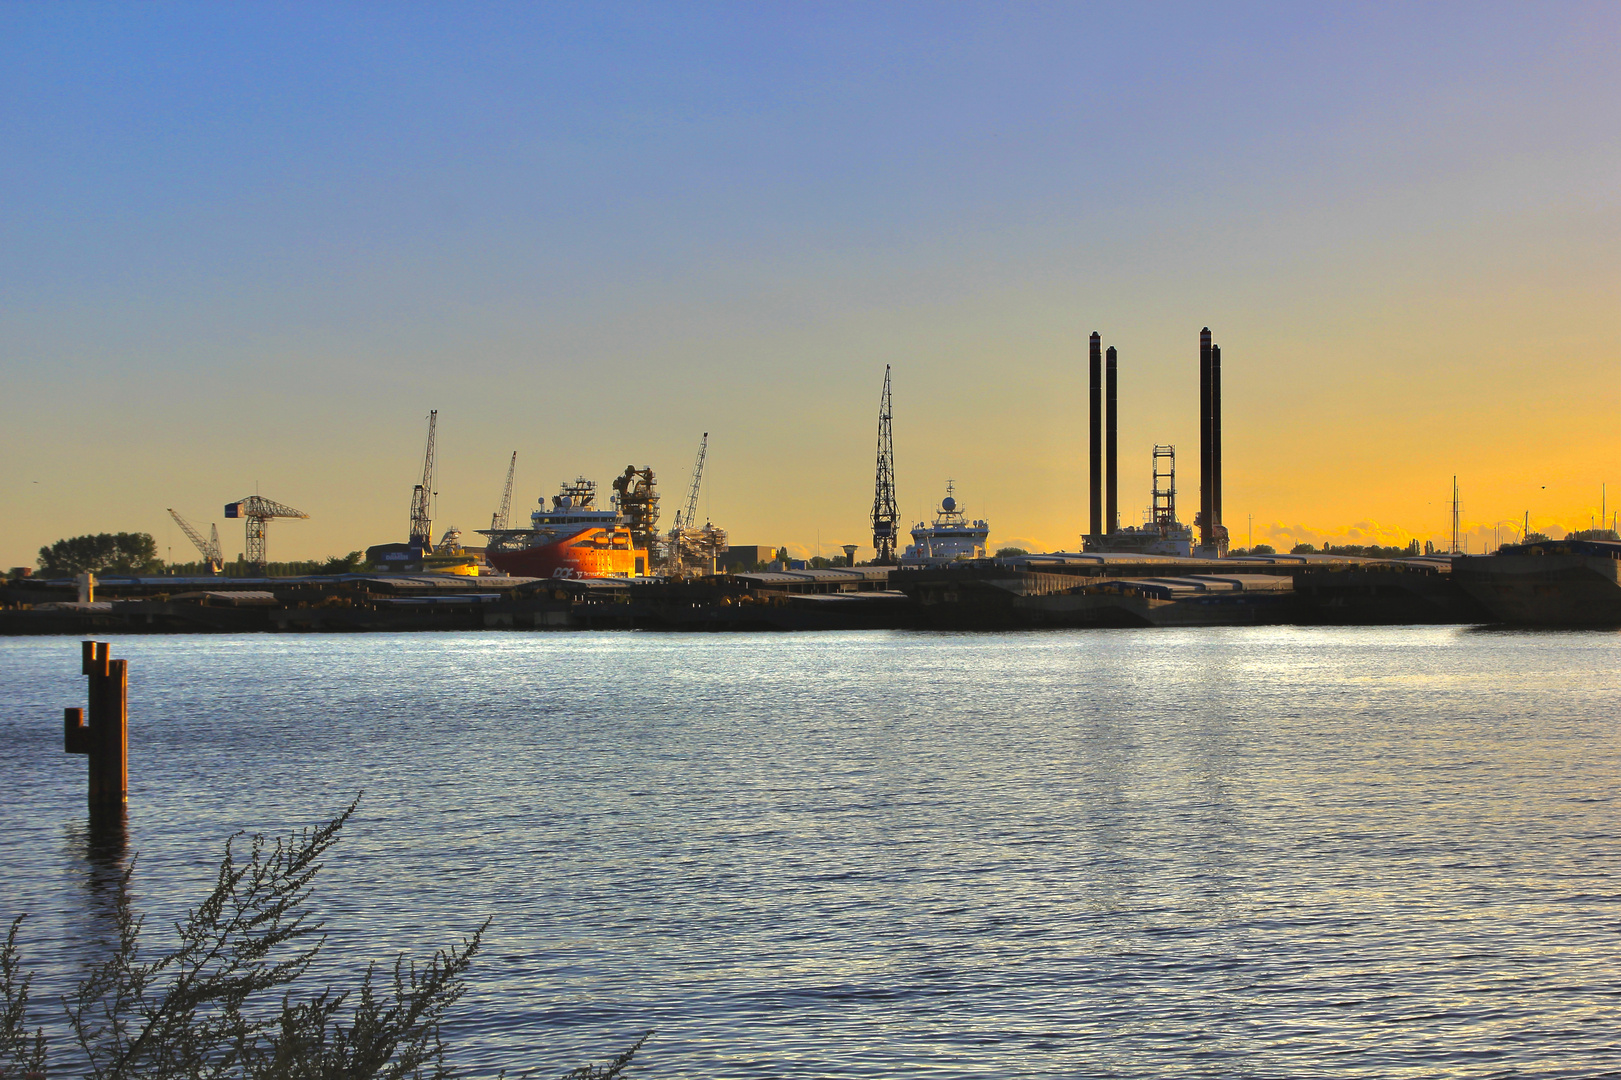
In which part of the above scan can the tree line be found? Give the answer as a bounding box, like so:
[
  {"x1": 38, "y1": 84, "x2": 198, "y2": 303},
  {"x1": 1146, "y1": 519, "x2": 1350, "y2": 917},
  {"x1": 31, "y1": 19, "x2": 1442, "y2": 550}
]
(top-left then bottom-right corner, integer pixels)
[{"x1": 31, "y1": 533, "x2": 365, "y2": 578}]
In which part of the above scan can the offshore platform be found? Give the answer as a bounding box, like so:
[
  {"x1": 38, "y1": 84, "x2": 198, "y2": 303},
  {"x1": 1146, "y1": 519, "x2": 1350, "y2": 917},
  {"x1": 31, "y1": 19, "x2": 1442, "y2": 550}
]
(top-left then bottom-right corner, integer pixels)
[{"x1": 1084, "y1": 327, "x2": 1227, "y2": 558}]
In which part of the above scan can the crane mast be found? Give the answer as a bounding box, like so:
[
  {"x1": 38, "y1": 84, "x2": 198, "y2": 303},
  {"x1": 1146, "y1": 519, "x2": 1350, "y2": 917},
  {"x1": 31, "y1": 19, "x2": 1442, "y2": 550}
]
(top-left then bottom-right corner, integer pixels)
[
  {"x1": 491, "y1": 450, "x2": 517, "y2": 531},
  {"x1": 410, "y1": 410, "x2": 437, "y2": 549},
  {"x1": 871, "y1": 366, "x2": 898, "y2": 564}
]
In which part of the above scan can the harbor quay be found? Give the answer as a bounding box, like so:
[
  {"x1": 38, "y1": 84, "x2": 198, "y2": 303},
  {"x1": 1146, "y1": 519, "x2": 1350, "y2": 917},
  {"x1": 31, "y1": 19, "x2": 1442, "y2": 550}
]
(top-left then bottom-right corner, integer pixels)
[{"x1": 6, "y1": 538, "x2": 1621, "y2": 632}]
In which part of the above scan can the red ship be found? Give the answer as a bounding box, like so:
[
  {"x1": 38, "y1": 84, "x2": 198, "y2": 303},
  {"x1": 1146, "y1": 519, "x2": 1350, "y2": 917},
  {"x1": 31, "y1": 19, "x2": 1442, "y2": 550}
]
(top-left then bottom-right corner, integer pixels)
[{"x1": 482, "y1": 478, "x2": 650, "y2": 579}]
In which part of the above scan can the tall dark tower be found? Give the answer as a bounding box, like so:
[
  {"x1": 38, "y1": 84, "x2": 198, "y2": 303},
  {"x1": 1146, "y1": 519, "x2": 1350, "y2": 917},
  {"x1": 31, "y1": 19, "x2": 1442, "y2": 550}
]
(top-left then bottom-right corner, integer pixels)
[
  {"x1": 1199, "y1": 328, "x2": 1212, "y2": 550},
  {"x1": 1211, "y1": 342, "x2": 1223, "y2": 539},
  {"x1": 1089, "y1": 331, "x2": 1103, "y2": 543},
  {"x1": 871, "y1": 365, "x2": 899, "y2": 564},
  {"x1": 1106, "y1": 345, "x2": 1119, "y2": 535}
]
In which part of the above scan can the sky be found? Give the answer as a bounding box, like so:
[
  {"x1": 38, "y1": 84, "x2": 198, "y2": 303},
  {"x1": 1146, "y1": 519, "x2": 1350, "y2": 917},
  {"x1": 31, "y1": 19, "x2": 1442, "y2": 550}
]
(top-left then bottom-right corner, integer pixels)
[{"x1": 2, "y1": 2, "x2": 1617, "y2": 566}]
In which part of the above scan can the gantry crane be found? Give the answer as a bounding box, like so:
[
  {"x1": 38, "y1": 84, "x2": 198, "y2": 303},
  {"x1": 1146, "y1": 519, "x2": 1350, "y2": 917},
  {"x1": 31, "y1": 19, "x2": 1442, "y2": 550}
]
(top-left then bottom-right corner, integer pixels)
[
  {"x1": 166, "y1": 508, "x2": 223, "y2": 575},
  {"x1": 871, "y1": 366, "x2": 898, "y2": 564},
  {"x1": 410, "y1": 410, "x2": 438, "y2": 552},
  {"x1": 224, "y1": 495, "x2": 308, "y2": 572},
  {"x1": 490, "y1": 450, "x2": 517, "y2": 531}
]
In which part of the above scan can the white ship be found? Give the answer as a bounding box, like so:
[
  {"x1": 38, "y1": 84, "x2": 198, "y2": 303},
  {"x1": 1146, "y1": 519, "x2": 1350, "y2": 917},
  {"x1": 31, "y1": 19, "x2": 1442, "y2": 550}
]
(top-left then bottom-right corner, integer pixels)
[{"x1": 900, "y1": 483, "x2": 990, "y2": 566}]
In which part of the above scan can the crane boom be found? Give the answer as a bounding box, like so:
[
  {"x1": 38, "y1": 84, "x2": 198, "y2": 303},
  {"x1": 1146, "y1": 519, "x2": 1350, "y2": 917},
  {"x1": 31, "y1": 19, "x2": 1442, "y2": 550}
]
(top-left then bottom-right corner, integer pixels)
[
  {"x1": 491, "y1": 450, "x2": 517, "y2": 531},
  {"x1": 410, "y1": 410, "x2": 437, "y2": 546},
  {"x1": 167, "y1": 508, "x2": 224, "y2": 574},
  {"x1": 677, "y1": 432, "x2": 707, "y2": 532}
]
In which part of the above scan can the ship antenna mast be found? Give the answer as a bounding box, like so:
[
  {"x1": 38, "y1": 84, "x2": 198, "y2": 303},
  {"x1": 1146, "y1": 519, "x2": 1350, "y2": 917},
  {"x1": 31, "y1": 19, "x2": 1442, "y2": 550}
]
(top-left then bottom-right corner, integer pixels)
[
  {"x1": 410, "y1": 410, "x2": 437, "y2": 548},
  {"x1": 872, "y1": 365, "x2": 898, "y2": 564}
]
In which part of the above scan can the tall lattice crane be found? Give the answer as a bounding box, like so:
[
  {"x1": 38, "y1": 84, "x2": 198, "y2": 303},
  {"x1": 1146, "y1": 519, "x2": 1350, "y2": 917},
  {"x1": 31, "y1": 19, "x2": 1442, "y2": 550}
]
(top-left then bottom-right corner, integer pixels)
[
  {"x1": 666, "y1": 432, "x2": 708, "y2": 573},
  {"x1": 490, "y1": 450, "x2": 517, "y2": 531},
  {"x1": 871, "y1": 366, "x2": 898, "y2": 564},
  {"x1": 410, "y1": 410, "x2": 437, "y2": 550},
  {"x1": 166, "y1": 508, "x2": 223, "y2": 575},
  {"x1": 224, "y1": 495, "x2": 308, "y2": 572}
]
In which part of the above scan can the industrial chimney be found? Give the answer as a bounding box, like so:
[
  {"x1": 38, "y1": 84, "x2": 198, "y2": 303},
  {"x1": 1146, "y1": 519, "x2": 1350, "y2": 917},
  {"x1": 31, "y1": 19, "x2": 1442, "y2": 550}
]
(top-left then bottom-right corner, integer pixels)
[
  {"x1": 1089, "y1": 331, "x2": 1102, "y2": 543},
  {"x1": 1106, "y1": 345, "x2": 1118, "y2": 536}
]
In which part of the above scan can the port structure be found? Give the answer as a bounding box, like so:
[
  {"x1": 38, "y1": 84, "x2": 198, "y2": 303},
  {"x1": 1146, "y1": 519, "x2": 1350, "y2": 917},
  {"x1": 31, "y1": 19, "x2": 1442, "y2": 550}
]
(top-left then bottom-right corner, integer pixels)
[
  {"x1": 223, "y1": 495, "x2": 308, "y2": 572},
  {"x1": 665, "y1": 433, "x2": 717, "y2": 575},
  {"x1": 490, "y1": 451, "x2": 517, "y2": 532},
  {"x1": 1197, "y1": 329, "x2": 1227, "y2": 555},
  {"x1": 410, "y1": 410, "x2": 438, "y2": 554},
  {"x1": 1152, "y1": 446, "x2": 1178, "y2": 534},
  {"x1": 872, "y1": 366, "x2": 898, "y2": 565},
  {"x1": 166, "y1": 508, "x2": 223, "y2": 575},
  {"x1": 612, "y1": 464, "x2": 660, "y2": 554}
]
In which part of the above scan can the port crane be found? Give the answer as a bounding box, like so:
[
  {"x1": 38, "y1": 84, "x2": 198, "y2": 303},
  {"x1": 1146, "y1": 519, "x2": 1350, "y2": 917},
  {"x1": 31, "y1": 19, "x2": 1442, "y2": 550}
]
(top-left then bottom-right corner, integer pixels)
[
  {"x1": 224, "y1": 495, "x2": 308, "y2": 572},
  {"x1": 410, "y1": 410, "x2": 437, "y2": 553},
  {"x1": 666, "y1": 432, "x2": 709, "y2": 574},
  {"x1": 490, "y1": 450, "x2": 517, "y2": 532},
  {"x1": 166, "y1": 508, "x2": 223, "y2": 575},
  {"x1": 871, "y1": 366, "x2": 898, "y2": 564}
]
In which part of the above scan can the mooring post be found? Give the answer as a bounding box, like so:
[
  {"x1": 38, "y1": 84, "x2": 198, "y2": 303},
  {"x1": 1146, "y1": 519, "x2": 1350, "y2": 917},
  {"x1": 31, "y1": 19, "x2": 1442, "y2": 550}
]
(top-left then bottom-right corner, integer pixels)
[{"x1": 64, "y1": 641, "x2": 128, "y2": 807}]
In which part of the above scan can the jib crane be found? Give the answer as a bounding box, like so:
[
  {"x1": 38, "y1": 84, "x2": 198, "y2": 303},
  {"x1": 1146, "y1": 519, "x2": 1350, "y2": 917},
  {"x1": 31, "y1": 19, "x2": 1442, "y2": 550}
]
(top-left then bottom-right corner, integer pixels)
[
  {"x1": 666, "y1": 432, "x2": 707, "y2": 573},
  {"x1": 224, "y1": 495, "x2": 308, "y2": 572},
  {"x1": 166, "y1": 508, "x2": 223, "y2": 575},
  {"x1": 410, "y1": 410, "x2": 438, "y2": 551},
  {"x1": 490, "y1": 451, "x2": 517, "y2": 531},
  {"x1": 871, "y1": 366, "x2": 898, "y2": 564}
]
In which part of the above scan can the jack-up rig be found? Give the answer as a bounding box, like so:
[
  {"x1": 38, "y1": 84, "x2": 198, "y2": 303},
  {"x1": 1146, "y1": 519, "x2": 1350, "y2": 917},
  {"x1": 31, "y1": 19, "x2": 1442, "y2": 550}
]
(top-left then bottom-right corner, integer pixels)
[
  {"x1": 224, "y1": 495, "x2": 308, "y2": 573},
  {"x1": 871, "y1": 366, "x2": 899, "y2": 565},
  {"x1": 1083, "y1": 327, "x2": 1224, "y2": 557},
  {"x1": 166, "y1": 509, "x2": 224, "y2": 575}
]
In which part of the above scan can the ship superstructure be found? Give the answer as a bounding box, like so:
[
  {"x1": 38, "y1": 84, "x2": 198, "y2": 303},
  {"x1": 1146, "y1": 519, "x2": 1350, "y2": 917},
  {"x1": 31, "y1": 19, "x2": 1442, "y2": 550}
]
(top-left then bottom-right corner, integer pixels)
[
  {"x1": 900, "y1": 483, "x2": 990, "y2": 566},
  {"x1": 482, "y1": 477, "x2": 649, "y2": 578}
]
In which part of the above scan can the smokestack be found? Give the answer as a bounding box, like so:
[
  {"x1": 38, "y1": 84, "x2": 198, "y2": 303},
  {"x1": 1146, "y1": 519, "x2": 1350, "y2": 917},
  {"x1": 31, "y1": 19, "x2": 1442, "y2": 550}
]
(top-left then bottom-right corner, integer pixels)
[
  {"x1": 1211, "y1": 342, "x2": 1222, "y2": 539},
  {"x1": 1199, "y1": 327, "x2": 1212, "y2": 550},
  {"x1": 1106, "y1": 345, "x2": 1118, "y2": 535},
  {"x1": 1089, "y1": 331, "x2": 1102, "y2": 542}
]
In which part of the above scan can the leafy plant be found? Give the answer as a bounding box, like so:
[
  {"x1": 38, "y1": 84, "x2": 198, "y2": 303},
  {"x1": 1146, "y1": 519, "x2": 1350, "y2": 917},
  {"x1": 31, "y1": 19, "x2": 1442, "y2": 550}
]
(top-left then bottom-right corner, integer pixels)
[{"x1": 0, "y1": 802, "x2": 647, "y2": 1079}]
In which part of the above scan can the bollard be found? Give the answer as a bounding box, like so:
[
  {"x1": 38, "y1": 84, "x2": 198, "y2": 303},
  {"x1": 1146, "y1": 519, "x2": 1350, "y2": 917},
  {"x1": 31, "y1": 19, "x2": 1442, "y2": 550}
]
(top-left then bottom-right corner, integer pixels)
[{"x1": 64, "y1": 640, "x2": 128, "y2": 807}]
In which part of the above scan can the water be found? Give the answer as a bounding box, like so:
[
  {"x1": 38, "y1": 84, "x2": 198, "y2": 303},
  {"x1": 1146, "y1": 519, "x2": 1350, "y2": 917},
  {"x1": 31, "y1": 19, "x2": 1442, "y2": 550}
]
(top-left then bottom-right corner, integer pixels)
[{"x1": 2, "y1": 628, "x2": 1618, "y2": 1077}]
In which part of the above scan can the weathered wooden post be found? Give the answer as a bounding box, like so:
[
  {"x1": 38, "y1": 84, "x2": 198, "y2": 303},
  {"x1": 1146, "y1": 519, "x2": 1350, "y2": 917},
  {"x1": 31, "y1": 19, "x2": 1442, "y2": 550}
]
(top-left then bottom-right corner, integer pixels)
[{"x1": 64, "y1": 640, "x2": 128, "y2": 808}]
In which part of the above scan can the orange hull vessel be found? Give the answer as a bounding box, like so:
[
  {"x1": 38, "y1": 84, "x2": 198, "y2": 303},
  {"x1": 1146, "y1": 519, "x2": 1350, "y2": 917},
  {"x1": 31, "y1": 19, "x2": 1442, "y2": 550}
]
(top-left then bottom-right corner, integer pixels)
[{"x1": 483, "y1": 478, "x2": 649, "y2": 579}]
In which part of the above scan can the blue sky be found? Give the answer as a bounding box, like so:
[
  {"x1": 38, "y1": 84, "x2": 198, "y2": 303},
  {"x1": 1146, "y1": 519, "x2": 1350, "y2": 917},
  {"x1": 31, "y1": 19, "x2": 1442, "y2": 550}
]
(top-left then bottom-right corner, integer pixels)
[{"x1": 3, "y1": 3, "x2": 1617, "y2": 563}]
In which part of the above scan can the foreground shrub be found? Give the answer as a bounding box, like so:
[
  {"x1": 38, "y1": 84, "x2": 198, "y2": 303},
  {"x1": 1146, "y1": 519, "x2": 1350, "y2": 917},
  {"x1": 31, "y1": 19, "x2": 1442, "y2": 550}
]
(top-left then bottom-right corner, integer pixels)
[{"x1": 0, "y1": 801, "x2": 645, "y2": 1079}]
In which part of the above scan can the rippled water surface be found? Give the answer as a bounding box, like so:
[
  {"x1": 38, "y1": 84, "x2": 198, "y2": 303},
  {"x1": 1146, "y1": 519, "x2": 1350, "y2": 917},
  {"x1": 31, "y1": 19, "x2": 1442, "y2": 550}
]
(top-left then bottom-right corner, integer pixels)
[{"x1": 2, "y1": 628, "x2": 1619, "y2": 1077}]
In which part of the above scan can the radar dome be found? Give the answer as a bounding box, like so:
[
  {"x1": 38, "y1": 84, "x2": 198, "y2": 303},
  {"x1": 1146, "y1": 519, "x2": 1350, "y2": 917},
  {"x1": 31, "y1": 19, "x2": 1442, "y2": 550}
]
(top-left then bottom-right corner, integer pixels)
[{"x1": 941, "y1": 496, "x2": 957, "y2": 512}]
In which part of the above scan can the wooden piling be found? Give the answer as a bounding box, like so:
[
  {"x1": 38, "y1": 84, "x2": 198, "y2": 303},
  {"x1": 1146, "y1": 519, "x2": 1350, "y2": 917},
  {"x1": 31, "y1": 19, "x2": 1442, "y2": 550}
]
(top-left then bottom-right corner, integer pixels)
[{"x1": 65, "y1": 640, "x2": 128, "y2": 807}]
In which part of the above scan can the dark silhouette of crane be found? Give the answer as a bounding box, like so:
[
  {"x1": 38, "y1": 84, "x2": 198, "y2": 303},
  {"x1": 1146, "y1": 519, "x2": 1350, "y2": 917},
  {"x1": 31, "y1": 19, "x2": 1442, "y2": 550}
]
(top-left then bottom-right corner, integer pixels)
[
  {"x1": 224, "y1": 495, "x2": 308, "y2": 572},
  {"x1": 666, "y1": 433, "x2": 708, "y2": 574},
  {"x1": 410, "y1": 410, "x2": 437, "y2": 554},
  {"x1": 490, "y1": 450, "x2": 517, "y2": 531},
  {"x1": 871, "y1": 366, "x2": 898, "y2": 564},
  {"x1": 167, "y1": 508, "x2": 223, "y2": 575}
]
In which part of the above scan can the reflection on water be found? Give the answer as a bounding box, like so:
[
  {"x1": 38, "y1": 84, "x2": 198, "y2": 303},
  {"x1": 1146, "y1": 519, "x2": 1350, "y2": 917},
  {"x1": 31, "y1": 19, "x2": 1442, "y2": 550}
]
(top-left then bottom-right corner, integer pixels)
[{"x1": 1, "y1": 627, "x2": 1619, "y2": 1078}]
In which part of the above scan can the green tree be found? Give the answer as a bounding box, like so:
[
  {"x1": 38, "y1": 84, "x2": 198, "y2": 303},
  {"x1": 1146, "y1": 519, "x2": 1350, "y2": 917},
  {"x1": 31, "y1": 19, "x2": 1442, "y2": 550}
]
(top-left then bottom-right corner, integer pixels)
[
  {"x1": 0, "y1": 802, "x2": 646, "y2": 1079},
  {"x1": 994, "y1": 547, "x2": 1028, "y2": 558},
  {"x1": 37, "y1": 533, "x2": 161, "y2": 576}
]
